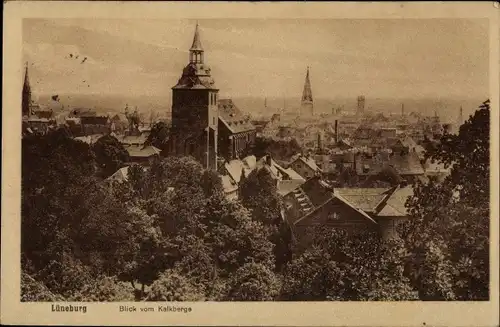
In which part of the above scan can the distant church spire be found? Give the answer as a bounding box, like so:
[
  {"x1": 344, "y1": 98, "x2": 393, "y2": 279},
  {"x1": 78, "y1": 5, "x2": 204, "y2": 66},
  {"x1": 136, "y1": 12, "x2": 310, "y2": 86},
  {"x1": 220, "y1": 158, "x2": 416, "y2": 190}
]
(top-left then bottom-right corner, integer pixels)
[
  {"x1": 22, "y1": 61, "x2": 32, "y2": 117},
  {"x1": 189, "y1": 22, "x2": 204, "y2": 64},
  {"x1": 301, "y1": 66, "x2": 314, "y2": 116}
]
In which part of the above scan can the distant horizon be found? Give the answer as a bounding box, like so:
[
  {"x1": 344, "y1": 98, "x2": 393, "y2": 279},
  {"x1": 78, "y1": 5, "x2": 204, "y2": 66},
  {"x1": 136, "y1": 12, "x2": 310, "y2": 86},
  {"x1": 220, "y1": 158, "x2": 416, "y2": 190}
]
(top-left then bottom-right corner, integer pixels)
[
  {"x1": 35, "y1": 92, "x2": 487, "y2": 101},
  {"x1": 24, "y1": 18, "x2": 489, "y2": 100}
]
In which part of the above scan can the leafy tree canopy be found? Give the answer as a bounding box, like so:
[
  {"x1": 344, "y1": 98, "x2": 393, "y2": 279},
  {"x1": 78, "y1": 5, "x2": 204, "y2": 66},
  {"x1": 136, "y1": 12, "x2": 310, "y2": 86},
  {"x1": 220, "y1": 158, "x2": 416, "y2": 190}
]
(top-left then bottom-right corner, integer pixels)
[{"x1": 402, "y1": 100, "x2": 490, "y2": 300}]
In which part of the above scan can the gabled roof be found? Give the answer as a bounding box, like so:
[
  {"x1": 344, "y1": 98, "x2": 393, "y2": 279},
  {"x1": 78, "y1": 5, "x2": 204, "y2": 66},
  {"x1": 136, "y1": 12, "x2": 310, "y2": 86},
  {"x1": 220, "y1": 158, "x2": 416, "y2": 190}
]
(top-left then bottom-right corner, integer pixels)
[
  {"x1": 334, "y1": 188, "x2": 389, "y2": 213},
  {"x1": 277, "y1": 179, "x2": 305, "y2": 196},
  {"x1": 218, "y1": 99, "x2": 255, "y2": 134},
  {"x1": 224, "y1": 155, "x2": 257, "y2": 184},
  {"x1": 283, "y1": 182, "x2": 417, "y2": 230},
  {"x1": 107, "y1": 166, "x2": 130, "y2": 183},
  {"x1": 292, "y1": 155, "x2": 323, "y2": 173}
]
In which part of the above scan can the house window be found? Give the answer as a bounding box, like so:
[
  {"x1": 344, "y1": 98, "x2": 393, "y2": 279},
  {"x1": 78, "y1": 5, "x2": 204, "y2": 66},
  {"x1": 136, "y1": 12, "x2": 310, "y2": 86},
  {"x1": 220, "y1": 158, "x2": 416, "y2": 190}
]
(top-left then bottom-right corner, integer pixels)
[{"x1": 328, "y1": 212, "x2": 340, "y2": 221}]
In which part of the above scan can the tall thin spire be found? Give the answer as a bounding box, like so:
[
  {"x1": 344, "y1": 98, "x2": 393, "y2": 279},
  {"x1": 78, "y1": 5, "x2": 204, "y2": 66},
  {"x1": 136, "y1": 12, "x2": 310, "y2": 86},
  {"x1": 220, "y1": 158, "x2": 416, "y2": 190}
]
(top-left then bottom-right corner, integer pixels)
[
  {"x1": 22, "y1": 61, "x2": 32, "y2": 117},
  {"x1": 301, "y1": 66, "x2": 313, "y2": 116},
  {"x1": 302, "y1": 66, "x2": 313, "y2": 102},
  {"x1": 190, "y1": 22, "x2": 203, "y2": 51},
  {"x1": 189, "y1": 22, "x2": 204, "y2": 64}
]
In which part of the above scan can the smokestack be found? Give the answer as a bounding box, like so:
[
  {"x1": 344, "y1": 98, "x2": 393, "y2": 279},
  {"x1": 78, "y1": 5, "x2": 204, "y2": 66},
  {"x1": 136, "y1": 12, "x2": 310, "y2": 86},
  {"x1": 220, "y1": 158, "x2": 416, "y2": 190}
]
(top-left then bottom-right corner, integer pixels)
[
  {"x1": 401, "y1": 103, "x2": 405, "y2": 116},
  {"x1": 317, "y1": 132, "x2": 322, "y2": 150},
  {"x1": 334, "y1": 120, "x2": 338, "y2": 144}
]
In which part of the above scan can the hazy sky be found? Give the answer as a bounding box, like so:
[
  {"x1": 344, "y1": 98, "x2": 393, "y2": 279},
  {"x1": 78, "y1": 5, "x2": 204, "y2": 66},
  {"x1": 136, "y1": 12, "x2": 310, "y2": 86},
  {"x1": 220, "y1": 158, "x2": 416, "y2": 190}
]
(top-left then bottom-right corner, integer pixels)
[{"x1": 23, "y1": 18, "x2": 489, "y2": 100}]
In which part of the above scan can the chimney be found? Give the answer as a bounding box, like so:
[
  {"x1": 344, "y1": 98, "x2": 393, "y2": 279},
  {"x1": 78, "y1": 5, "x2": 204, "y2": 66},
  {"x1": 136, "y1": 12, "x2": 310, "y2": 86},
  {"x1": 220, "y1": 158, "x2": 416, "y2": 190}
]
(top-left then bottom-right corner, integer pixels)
[
  {"x1": 334, "y1": 120, "x2": 338, "y2": 144},
  {"x1": 266, "y1": 154, "x2": 272, "y2": 166},
  {"x1": 317, "y1": 132, "x2": 322, "y2": 150}
]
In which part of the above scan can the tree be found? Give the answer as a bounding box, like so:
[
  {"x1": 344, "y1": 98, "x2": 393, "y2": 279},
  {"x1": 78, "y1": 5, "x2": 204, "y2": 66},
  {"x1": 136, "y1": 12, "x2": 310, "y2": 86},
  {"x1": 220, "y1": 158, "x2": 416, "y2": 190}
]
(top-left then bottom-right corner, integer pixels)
[
  {"x1": 69, "y1": 276, "x2": 135, "y2": 302},
  {"x1": 92, "y1": 134, "x2": 129, "y2": 178},
  {"x1": 22, "y1": 128, "x2": 98, "y2": 276},
  {"x1": 240, "y1": 168, "x2": 282, "y2": 226},
  {"x1": 239, "y1": 167, "x2": 292, "y2": 271},
  {"x1": 225, "y1": 262, "x2": 282, "y2": 301},
  {"x1": 377, "y1": 165, "x2": 403, "y2": 186},
  {"x1": 21, "y1": 272, "x2": 65, "y2": 302},
  {"x1": 146, "y1": 269, "x2": 205, "y2": 301},
  {"x1": 203, "y1": 197, "x2": 275, "y2": 276},
  {"x1": 146, "y1": 121, "x2": 170, "y2": 154},
  {"x1": 402, "y1": 100, "x2": 490, "y2": 300},
  {"x1": 252, "y1": 136, "x2": 302, "y2": 161},
  {"x1": 281, "y1": 228, "x2": 417, "y2": 301}
]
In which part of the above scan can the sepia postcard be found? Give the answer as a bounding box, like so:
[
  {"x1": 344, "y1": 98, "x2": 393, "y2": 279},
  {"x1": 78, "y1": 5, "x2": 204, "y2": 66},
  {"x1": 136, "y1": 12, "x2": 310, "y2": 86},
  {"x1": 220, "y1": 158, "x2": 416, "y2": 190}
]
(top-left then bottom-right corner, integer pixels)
[{"x1": 1, "y1": 1, "x2": 499, "y2": 326}]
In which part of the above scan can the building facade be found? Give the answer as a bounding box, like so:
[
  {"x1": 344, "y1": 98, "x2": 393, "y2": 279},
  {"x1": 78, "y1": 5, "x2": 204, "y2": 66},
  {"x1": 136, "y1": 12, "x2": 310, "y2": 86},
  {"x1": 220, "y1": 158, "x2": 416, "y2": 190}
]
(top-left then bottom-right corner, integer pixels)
[
  {"x1": 218, "y1": 99, "x2": 256, "y2": 160},
  {"x1": 283, "y1": 177, "x2": 414, "y2": 252},
  {"x1": 170, "y1": 23, "x2": 219, "y2": 169}
]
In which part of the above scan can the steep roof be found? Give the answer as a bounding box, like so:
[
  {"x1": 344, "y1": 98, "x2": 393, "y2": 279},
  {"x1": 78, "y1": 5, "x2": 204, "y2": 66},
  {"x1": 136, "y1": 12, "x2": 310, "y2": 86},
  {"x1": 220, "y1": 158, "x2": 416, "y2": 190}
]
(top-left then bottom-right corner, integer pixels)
[
  {"x1": 300, "y1": 176, "x2": 333, "y2": 207},
  {"x1": 107, "y1": 166, "x2": 130, "y2": 183},
  {"x1": 335, "y1": 188, "x2": 388, "y2": 213},
  {"x1": 218, "y1": 99, "x2": 255, "y2": 134},
  {"x1": 293, "y1": 155, "x2": 323, "y2": 173},
  {"x1": 375, "y1": 186, "x2": 414, "y2": 217},
  {"x1": 277, "y1": 179, "x2": 306, "y2": 196},
  {"x1": 190, "y1": 23, "x2": 203, "y2": 51}
]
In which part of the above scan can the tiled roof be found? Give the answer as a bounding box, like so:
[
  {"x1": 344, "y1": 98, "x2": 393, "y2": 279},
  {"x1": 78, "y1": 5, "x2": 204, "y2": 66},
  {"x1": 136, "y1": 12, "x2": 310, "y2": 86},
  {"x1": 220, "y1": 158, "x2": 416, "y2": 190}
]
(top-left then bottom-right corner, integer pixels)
[
  {"x1": 356, "y1": 151, "x2": 424, "y2": 176},
  {"x1": 300, "y1": 176, "x2": 333, "y2": 207},
  {"x1": 335, "y1": 188, "x2": 388, "y2": 213},
  {"x1": 297, "y1": 156, "x2": 323, "y2": 173},
  {"x1": 283, "y1": 167, "x2": 306, "y2": 181},
  {"x1": 375, "y1": 186, "x2": 414, "y2": 217},
  {"x1": 218, "y1": 99, "x2": 255, "y2": 134},
  {"x1": 126, "y1": 145, "x2": 161, "y2": 158},
  {"x1": 120, "y1": 134, "x2": 148, "y2": 146},
  {"x1": 277, "y1": 179, "x2": 305, "y2": 196},
  {"x1": 224, "y1": 155, "x2": 256, "y2": 184}
]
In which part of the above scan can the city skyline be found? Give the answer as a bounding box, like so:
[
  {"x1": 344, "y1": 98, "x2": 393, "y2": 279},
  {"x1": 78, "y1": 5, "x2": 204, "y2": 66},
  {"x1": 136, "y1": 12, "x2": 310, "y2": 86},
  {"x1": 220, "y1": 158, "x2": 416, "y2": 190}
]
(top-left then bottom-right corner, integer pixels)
[{"x1": 23, "y1": 18, "x2": 488, "y2": 100}]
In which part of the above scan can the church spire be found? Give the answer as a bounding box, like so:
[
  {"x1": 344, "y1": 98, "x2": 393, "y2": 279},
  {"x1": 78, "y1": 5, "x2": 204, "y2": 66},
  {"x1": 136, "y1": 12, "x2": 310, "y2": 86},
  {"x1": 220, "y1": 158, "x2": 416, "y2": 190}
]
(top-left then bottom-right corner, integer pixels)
[
  {"x1": 189, "y1": 22, "x2": 204, "y2": 64},
  {"x1": 302, "y1": 66, "x2": 313, "y2": 102},
  {"x1": 301, "y1": 66, "x2": 314, "y2": 116},
  {"x1": 22, "y1": 61, "x2": 32, "y2": 117}
]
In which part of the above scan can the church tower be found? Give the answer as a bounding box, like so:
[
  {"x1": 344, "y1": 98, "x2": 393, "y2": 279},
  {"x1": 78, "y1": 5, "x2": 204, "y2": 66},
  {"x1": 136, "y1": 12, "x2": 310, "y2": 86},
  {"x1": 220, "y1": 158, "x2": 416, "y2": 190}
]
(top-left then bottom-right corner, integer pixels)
[
  {"x1": 301, "y1": 67, "x2": 313, "y2": 116},
  {"x1": 22, "y1": 62, "x2": 32, "y2": 117},
  {"x1": 171, "y1": 23, "x2": 219, "y2": 169}
]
